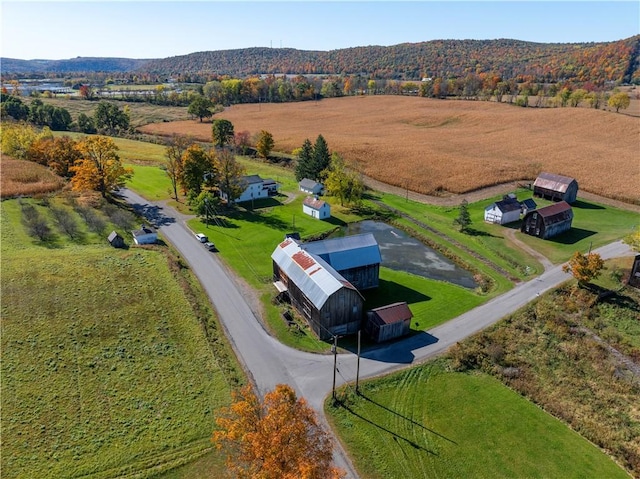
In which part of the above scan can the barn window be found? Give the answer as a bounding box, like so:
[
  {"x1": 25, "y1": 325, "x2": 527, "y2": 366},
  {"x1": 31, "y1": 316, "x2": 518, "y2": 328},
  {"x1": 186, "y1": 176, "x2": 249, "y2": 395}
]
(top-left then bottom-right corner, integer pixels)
[{"x1": 353, "y1": 305, "x2": 359, "y2": 314}]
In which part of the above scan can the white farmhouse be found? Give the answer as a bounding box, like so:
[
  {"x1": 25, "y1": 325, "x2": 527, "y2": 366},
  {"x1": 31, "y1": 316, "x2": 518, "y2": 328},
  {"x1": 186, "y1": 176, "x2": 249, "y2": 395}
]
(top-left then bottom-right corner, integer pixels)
[
  {"x1": 484, "y1": 198, "x2": 521, "y2": 225},
  {"x1": 223, "y1": 175, "x2": 278, "y2": 203}
]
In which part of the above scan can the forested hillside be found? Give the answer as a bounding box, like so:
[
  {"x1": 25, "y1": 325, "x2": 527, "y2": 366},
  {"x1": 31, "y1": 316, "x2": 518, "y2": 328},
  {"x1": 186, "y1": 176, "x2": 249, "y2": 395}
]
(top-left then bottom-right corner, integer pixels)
[
  {"x1": 140, "y1": 37, "x2": 640, "y2": 84},
  {"x1": 2, "y1": 37, "x2": 639, "y2": 85}
]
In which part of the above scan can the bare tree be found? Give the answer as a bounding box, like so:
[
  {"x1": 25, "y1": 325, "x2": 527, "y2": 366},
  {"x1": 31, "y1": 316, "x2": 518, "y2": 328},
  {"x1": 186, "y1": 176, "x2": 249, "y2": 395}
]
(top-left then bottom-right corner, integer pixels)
[{"x1": 50, "y1": 206, "x2": 80, "y2": 239}]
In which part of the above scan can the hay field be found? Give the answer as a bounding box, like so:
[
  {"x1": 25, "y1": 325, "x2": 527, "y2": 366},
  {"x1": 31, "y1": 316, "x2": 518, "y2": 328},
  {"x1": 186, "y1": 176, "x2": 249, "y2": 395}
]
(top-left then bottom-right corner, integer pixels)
[
  {"x1": 139, "y1": 96, "x2": 639, "y2": 204},
  {"x1": 1, "y1": 156, "x2": 65, "y2": 198}
]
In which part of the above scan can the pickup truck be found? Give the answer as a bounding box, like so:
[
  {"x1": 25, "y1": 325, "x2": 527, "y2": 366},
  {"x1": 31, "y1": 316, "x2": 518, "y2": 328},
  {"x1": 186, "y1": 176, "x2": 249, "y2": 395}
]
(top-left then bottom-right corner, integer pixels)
[{"x1": 194, "y1": 233, "x2": 208, "y2": 243}]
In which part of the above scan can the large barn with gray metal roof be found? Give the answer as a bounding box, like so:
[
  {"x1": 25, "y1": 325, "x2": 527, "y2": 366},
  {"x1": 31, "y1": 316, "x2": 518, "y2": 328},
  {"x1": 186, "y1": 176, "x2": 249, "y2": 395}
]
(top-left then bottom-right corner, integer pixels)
[{"x1": 272, "y1": 238, "x2": 364, "y2": 340}]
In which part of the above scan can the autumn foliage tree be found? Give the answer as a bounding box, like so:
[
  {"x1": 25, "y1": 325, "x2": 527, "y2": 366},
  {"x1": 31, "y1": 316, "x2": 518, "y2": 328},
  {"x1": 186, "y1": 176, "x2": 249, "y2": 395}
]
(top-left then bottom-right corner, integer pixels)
[
  {"x1": 255, "y1": 130, "x2": 274, "y2": 159},
  {"x1": 324, "y1": 153, "x2": 364, "y2": 206},
  {"x1": 71, "y1": 136, "x2": 133, "y2": 197},
  {"x1": 27, "y1": 136, "x2": 81, "y2": 178},
  {"x1": 216, "y1": 149, "x2": 246, "y2": 203},
  {"x1": 213, "y1": 384, "x2": 345, "y2": 479},
  {"x1": 562, "y1": 251, "x2": 605, "y2": 286},
  {"x1": 164, "y1": 134, "x2": 192, "y2": 199},
  {"x1": 180, "y1": 144, "x2": 215, "y2": 197},
  {"x1": 607, "y1": 92, "x2": 631, "y2": 113}
]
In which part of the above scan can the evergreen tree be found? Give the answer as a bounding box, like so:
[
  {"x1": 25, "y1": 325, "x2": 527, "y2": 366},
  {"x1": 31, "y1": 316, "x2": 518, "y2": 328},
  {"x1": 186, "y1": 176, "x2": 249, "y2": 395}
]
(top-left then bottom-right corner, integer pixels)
[
  {"x1": 294, "y1": 138, "x2": 314, "y2": 181},
  {"x1": 453, "y1": 199, "x2": 472, "y2": 233},
  {"x1": 312, "y1": 134, "x2": 331, "y2": 181}
]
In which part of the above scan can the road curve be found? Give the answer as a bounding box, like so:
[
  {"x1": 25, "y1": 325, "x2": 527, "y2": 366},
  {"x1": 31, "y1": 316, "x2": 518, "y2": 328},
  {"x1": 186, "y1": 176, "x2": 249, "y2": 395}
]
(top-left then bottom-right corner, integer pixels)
[{"x1": 120, "y1": 188, "x2": 634, "y2": 478}]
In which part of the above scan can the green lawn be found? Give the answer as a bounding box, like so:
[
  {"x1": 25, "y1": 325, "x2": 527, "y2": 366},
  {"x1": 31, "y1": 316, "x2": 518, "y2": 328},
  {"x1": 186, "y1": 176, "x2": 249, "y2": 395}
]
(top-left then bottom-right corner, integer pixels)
[
  {"x1": 127, "y1": 163, "x2": 172, "y2": 200},
  {"x1": 1, "y1": 199, "x2": 239, "y2": 479},
  {"x1": 327, "y1": 362, "x2": 629, "y2": 479},
  {"x1": 366, "y1": 268, "x2": 484, "y2": 331},
  {"x1": 515, "y1": 198, "x2": 639, "y2": 263}
]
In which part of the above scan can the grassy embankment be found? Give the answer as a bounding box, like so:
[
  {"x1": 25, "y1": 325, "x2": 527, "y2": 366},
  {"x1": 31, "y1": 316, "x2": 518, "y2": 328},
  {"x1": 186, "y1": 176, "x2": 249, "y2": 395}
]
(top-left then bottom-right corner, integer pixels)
[
  {"x1": 0, "y1": 196, "x2": 242, "y2": 479},
  {"x1": 327, "y1": 272, "x2": 640, "y2": 478}
]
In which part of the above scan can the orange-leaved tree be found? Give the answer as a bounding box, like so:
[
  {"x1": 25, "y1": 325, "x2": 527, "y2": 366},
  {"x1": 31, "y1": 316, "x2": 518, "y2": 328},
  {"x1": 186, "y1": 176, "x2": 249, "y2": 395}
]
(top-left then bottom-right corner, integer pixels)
[
  {"x1": 71, "y1": 136, "x2": 132, "y2": 197},
  {"x1": 562, "y1": 251, "x2": 605, "y2": 286},
  {"x1": 213, "y1": 384, "x2": 345, "y2": 479}
]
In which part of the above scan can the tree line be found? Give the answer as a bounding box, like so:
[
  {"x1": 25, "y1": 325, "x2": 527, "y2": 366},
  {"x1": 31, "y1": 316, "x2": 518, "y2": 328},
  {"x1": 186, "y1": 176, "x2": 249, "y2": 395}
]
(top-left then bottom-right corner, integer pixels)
[{"x1": 1, "y1": 93, "x2": 132, "y2": 133}]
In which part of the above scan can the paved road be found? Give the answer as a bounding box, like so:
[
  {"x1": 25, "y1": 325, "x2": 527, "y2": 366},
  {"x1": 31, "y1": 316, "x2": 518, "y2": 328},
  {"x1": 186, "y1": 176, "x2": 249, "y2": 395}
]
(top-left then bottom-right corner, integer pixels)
[{"x1": 120, "y1": 188, "x2": 634, "y2": 477}]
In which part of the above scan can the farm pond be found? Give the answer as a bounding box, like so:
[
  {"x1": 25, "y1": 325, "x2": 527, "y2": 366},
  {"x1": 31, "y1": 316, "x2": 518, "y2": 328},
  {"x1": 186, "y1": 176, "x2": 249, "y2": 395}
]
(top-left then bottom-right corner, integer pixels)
[{"x1": 336, "y1": 220, "x2": 477, "y2": 289}]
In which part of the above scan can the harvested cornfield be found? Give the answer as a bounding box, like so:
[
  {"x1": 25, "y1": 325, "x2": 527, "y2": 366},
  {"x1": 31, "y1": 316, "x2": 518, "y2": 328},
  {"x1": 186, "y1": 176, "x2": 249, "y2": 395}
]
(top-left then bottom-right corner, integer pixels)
[
  {"x1": 1, "y1": 156, "x2": 65, "y2": 198},
  {"x1": 138, "y1": 96, "x2": 640, "y2": 204}
]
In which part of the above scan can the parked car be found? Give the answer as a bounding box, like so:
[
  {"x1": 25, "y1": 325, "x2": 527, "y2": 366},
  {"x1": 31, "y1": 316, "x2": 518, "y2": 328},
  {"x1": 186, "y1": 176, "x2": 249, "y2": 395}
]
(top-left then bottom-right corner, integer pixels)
[
  {"x1": 194, "y1": 233, "x2": 208, "y2": 243},
  {"x1": 204, "y1": 241, "x2": 216, "y2": 252}
]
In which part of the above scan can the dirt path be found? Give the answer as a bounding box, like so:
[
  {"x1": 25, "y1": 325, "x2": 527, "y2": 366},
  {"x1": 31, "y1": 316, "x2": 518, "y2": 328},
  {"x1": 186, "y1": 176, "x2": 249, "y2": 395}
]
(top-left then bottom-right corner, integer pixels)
[
  {"x1": 504, "y1": 228, "x2": 554, "y2": 272},
  {"x1": 362, "y1": 175, "x2": 640, "y2": 213}
]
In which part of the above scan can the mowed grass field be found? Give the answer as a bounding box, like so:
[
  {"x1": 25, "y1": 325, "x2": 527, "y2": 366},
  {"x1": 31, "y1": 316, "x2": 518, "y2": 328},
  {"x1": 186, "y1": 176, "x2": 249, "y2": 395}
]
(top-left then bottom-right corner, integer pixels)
[
  {"x1": 327, "y1": 362, "x2": 630, "y2": 479},
  {"x1": 139, "y1": 96, "x2": 640, "y2": 204},
  {"x1": 0, "y1": 199, "x2": 238, "y2": 478},
  {"x1": 25, "y1": 97, "x2": 190, "y2": 128}
]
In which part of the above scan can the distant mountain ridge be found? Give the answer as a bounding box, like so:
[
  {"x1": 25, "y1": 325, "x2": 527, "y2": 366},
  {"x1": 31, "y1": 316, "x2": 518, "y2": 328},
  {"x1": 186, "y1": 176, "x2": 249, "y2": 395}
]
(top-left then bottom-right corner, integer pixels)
[
  {"x1": 1, "y1": 57, "x2": 150, "y2": 74},
  {"x1": 3, "y1": 36, "x2": 639, "y2": 84}
]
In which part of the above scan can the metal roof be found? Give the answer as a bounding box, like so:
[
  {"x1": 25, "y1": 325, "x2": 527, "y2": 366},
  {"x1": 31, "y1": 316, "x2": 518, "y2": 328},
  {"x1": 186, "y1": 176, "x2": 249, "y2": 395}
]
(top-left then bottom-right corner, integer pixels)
[
  {"x1": 242, "y1": 174, "x2": 264, "y2": 184},
  {"x1": 369, "y1": 302, "x2": 413, "y2": 325},
  {"x1": 303, "y1": 196, "x2": 328, "y2": 209},
  {"x1": 300, "y1": 233, "x2": 382, "y2": 271},
  {"x1": 272, "y1": 239, "x2": 357, "y2": 310},
  {"x1": 299, "y1": 178, "x2": 322, "y2": 190},
  {"x1": 131, "y1": 225, "x2": 156, "y2": 237},
  {"x1": 536, "y1": 201, "x2": 572, "y2": 218},
  {"x1": 493, "y1": 198, "x2": 521, "y2": 213},
  {"x1": 533, "y1": 172, "x2": 576, "y2": 194}
]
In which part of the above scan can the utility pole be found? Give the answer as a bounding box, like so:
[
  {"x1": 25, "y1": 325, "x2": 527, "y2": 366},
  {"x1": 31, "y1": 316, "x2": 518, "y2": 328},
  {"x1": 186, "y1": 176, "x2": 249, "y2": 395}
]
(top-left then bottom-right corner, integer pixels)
[
  {"x1": 332, "y1": 334, "x2": 338, "y2": 401},
  {"x1": 356, "y1": 330, "x2": 361, "y2": 394}
]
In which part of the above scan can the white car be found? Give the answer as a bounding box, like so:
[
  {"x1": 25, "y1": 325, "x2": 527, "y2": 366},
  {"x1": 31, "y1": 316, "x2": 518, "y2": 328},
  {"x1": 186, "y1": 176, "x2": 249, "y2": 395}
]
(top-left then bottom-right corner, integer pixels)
[{"x1": 194, "y1": 233, "x2": 208, "y2": 243}]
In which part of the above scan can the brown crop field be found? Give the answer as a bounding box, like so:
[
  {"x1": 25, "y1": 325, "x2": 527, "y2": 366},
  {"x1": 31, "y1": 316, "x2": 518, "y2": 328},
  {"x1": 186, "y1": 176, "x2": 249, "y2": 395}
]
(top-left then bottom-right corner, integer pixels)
[
  {"x1": 0, "y1": 156, "x2": 65, "y2": 198},
  {"x1": 139, "y1": 96, "x2": 640, "y2": 204}
]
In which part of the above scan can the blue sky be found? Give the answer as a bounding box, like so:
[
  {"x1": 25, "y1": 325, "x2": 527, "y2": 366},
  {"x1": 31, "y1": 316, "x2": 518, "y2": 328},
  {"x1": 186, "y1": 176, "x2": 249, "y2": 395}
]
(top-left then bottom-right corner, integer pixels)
[{"x1": 2, "y1": 1, "x2": 639, "y2": 60}]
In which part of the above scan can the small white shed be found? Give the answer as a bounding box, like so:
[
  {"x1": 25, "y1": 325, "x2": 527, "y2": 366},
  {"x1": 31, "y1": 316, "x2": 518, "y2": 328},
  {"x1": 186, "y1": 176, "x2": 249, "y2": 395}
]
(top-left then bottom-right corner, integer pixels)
[
  {"x1": 303, "y1": 196, "x2": 330, "y2": 220},
  {"x1": 132, "y1": 225, "x2": 157, "y2": 245}
]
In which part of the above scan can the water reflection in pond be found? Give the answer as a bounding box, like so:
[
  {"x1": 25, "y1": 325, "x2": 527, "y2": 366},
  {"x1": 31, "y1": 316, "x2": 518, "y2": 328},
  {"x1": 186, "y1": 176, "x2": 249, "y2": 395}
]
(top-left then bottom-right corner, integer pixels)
[{"x1": 337, "y1": 220, "x2": 477, "y2": 289}]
